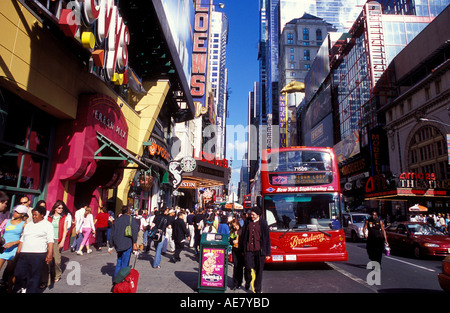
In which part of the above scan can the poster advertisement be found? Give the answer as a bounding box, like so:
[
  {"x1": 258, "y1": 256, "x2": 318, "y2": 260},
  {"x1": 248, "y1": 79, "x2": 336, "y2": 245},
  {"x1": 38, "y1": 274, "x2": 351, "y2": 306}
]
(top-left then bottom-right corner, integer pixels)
[{"x1": 200, "y1": 247, "x2": 226, "y2": 287}]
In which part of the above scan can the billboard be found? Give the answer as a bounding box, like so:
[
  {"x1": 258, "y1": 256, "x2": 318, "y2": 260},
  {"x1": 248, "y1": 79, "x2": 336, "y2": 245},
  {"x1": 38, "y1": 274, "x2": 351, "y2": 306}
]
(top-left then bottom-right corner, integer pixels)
[
  {"x1": 160, "y1": 0, "x2": 195, "y2": 84},
  {"x1": 304, "y1": 36, "x2": 331, "y2": 101},
  {"x1": 334, "y1": 130, "x2": 361, "y2": 163},
  {"x1": 303, "y1": 84, "x2": 332, "y2": 132},
  {"x1": 304, "y1": 114, "x2": 334, "y2": 147}
]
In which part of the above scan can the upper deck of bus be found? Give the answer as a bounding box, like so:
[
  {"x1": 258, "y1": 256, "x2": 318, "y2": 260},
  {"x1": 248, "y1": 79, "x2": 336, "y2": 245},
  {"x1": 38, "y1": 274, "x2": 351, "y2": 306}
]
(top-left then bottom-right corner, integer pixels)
[{"x1": 259, "y1": 146, "x2": 340, "y2": 194}]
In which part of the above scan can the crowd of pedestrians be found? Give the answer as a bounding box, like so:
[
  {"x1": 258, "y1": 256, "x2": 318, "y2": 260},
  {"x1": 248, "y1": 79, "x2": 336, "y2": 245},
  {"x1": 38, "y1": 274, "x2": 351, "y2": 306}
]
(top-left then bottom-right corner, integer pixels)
[
  {"x1": 0, "y1": 190, "x2": 271, "y2": 293},
  {"x1": 105, "y1": 204, "x2": 270, "y2": 294},
  {"x1": 0, "y1": 191, "x2": 117, "y2": 293},
  {"x1": 409, "y1": 213, "x2": 450, "y2": 233}
]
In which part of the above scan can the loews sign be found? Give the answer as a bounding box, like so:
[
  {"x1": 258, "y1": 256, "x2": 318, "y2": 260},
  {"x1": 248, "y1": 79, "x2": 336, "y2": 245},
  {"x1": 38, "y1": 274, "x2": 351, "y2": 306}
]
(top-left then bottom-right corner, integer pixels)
[
  {"x1": 28, "y1": 0, "x2": 130, "y2": 84},
  {"x1": 191, "y1": 0, "x2": 210, "y2": 116}
]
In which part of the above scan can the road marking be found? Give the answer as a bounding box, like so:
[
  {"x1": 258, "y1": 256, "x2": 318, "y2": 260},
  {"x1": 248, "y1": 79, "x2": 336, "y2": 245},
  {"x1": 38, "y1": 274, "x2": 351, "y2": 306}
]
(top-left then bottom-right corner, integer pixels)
[
  {"x1": 385, "y1": 256, "x2": 436, "y2": 272},
  {"x1": 326, "y1": 262, "x2": 379, "y2": 293}
]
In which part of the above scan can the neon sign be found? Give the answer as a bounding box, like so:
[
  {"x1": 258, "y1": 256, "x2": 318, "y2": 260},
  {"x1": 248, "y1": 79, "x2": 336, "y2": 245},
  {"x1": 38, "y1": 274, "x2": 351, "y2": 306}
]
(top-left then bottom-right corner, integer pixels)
[
  {"x1": 191, "y1": 0, "x2": 210, "y2": 115},
  {"x1": 193, "y1": 149, "x2": 229, "y2": 168},
  {"x1": 82, "y1": 0, "x2": 129, "y2": 82},
  {"x1": 30, "y1": 0, "x2": 130, "y2": 84}
]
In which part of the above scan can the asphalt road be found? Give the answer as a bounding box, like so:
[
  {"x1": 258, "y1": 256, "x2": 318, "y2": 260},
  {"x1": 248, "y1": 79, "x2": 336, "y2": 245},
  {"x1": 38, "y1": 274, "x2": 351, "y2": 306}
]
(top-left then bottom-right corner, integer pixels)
[
  {"x1": 261, "y1": 241, "x2": 444, "y2": 293},
  {"x1": 1, "y1": 239, "x2": 444, "y2": 312}
]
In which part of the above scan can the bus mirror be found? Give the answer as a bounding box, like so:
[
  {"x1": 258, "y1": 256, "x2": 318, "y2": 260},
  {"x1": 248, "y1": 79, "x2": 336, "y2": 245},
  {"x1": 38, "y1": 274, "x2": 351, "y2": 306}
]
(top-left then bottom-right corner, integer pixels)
[{"x1": 257, "y1": 195, "x2": 262, "y2": 208}]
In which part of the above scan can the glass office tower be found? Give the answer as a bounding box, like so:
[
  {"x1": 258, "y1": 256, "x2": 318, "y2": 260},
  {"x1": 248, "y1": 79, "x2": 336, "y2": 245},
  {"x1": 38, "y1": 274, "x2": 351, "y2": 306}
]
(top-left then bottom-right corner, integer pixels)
[{"x1": 332, "y1": 0, "x2": 449, "y2": 141}]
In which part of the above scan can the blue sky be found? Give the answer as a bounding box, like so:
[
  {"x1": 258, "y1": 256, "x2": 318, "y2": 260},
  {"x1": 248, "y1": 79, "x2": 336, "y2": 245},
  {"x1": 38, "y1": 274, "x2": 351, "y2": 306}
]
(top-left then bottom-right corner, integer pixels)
[{"x1": 222, "y1": 1, "x2": 259, "y2": 192}]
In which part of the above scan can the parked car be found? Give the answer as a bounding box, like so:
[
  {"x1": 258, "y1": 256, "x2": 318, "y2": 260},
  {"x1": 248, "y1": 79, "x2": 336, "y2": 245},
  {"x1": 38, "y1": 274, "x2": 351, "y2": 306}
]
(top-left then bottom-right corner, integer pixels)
[
  {"x1": 438, "y1": 256, "x2": 450, "y2": 292},
  {"x1": 342, "y1": 212, "x2": 370, "y2": 242},
  {"x1": 385, "y1": 221, "x2": 450, "y2": 258}
]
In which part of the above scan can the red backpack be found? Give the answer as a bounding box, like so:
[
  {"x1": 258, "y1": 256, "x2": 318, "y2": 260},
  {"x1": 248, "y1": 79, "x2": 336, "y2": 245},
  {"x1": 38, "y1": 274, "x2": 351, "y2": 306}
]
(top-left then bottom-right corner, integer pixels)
[{"x1": 113, "y1": 268, "x2": 139, "y2": 293}]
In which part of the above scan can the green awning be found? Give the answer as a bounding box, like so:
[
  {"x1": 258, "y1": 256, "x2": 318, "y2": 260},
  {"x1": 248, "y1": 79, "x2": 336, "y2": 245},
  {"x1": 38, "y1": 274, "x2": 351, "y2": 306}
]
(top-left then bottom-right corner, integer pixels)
[{"x1": 95, "y1": 132, "x2": 149, "y2": 170}]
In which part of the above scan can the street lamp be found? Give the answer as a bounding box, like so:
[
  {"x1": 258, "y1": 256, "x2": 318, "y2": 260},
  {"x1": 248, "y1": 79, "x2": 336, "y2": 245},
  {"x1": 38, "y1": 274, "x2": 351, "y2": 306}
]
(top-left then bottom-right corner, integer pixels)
[{"x1": 419, "y1": 118, "x2": 450, "y2": 127}]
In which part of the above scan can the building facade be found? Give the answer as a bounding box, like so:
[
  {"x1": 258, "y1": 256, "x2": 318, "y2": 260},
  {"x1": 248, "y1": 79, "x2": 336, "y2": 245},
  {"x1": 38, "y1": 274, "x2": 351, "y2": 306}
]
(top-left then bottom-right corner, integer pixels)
[
  {"x1": 328, "y1": 1, "x2": 449, "y2": 215},
  {"x1": 175, "y1": 0, "x2": 230, "y2": 210},
  {"x1": 378, "y1": 5, "x2": 450, "y2": 216},
  {"x1": 279, "y1": 13, "x2": 335, "y2": 147},
  {"x1": 0, "y1": 0, "x2": 197, "y2": 248},
  {"x1": 209, "y1": 11, "x2": 229, "y2": 160}
]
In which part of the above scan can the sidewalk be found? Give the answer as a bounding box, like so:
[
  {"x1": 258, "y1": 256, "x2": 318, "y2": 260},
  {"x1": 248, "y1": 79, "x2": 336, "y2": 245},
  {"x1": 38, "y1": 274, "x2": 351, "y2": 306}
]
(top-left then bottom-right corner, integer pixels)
[{"x1": 42, "y1": 245, "x2": 247, "y2": 294}]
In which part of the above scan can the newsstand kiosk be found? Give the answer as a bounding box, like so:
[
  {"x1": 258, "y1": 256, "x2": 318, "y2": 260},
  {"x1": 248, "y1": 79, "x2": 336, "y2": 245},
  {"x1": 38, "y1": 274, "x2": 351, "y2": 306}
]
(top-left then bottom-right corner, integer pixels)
[{"x1": 197, "y1": 233, "x2": 229, "y2": 293}]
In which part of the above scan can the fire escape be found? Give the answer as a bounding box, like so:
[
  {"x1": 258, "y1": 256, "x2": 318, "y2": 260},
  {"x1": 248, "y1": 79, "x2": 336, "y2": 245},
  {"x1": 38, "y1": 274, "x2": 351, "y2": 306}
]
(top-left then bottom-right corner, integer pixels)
[{"x1": 363, "y1": 1, "x2": 389, "y2": 128}]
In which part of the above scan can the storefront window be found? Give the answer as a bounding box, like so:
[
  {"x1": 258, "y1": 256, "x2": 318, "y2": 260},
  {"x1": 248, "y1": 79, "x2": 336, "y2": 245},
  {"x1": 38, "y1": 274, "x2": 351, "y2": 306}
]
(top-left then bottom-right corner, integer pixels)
[{"x1": 0, "y1": 87, "x2": 55, "y2": 207}]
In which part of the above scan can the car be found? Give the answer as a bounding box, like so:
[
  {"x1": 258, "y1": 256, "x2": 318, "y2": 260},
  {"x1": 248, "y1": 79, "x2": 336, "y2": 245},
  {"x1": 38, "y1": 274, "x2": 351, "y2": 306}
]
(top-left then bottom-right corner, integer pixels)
[
  {"x1": 342, "y1": 212, "x2": 370, "y2": 242},
  {"x1": 438, "y1": 256, "x2": 450, "y2": 292},
  {"x1": 385, "y1": 221, "x2": 450, "y2": 258}
]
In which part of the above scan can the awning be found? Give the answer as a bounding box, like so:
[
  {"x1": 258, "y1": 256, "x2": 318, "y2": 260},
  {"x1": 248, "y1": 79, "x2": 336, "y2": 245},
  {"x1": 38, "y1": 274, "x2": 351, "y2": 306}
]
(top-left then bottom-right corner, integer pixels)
[
  {"x1": 365, "y1": 188, "x2": 449, "y2": 200},
  {"x1": 141, "y1": 157, "x2": 168, "y2": 171},
  {"x1": 409, "y1": 204, "x2": 428, "y2": 212},
  {"x1": 223, "y1": 202, "x2": 244, "y2": 210},
  {"x1": 182, "y1": 159, "x2": 231, "y2": 188},
  {"x1": 95, "y1": 132, "x2": 149, "y2": 170}
]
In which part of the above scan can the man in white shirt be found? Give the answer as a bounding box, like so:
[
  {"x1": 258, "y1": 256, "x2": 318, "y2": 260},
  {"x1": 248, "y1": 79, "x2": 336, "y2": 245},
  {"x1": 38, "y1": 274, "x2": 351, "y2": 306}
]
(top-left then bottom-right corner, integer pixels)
[
  {"x1": 71, "y1": 205, "x2": 86, "y2": 252},
  {"x1": 14, "y1": 205, "x2": 54, "y2": 293}
]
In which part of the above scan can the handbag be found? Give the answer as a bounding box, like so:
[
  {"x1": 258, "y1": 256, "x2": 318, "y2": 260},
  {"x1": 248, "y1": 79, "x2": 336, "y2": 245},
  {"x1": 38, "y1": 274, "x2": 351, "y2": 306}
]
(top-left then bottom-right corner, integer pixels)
[
  {"x1": 124, "y1": 216, "x2": 133, "y2": 238},
  {"x1": 148, "y1": 216, "x2": 167, "y2": 242},
  {"x1": 0, "y1": 219, "x2": 7, "y2": 237},
  {"x1": 148, "y1": 227, "x2": 163, "y2": 242},
  {"x1": 384, "y1": 242, "x2": 390, "y2": 256}
]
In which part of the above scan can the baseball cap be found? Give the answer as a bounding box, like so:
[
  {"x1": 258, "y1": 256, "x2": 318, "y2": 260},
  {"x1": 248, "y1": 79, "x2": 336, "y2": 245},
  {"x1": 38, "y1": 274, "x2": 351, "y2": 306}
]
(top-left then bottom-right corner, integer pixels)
[{"x1": 14, "y1": 205, "x2": 28, "y2": 215}]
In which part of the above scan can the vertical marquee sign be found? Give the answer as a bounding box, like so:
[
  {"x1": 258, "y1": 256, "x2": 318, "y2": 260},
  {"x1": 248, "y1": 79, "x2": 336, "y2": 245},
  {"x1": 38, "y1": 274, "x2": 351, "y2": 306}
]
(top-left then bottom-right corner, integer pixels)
[
  {"x1": 279, "y1": 95, "x2": 287, "y2": 148},
  {"x1": 191, "y1": 0, "x2": 211, "y2": 117}
]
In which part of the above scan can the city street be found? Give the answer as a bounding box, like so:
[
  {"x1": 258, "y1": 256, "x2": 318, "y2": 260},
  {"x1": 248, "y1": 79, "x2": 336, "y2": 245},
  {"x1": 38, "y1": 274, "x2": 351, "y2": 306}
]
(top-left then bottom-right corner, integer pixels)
[
  {"x1": 16, "y1": 241, "x2": 440, "y2": 295},
  {"x1": 1, "y1": 238, "x2": 445, "y2": 313},
  {"x1": 263, "y1": 242, "x2": 444, "y2": 293},
  {"x1": 1, "y1": 5, "x2": 448, "y2": 313}
]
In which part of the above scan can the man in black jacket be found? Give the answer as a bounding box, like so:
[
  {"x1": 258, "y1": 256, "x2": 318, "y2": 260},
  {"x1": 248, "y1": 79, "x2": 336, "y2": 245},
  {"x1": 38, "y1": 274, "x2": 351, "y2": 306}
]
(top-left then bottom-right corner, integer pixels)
[
  {"x1": 170, "y1": 211, "x2": 189, "y2": 263},
  {"x1": 108, "y1": 206, "x2": 139, "y2": 282},
  {"x1": 240, "y1": 206, "x2": 271, "y2": 293}
]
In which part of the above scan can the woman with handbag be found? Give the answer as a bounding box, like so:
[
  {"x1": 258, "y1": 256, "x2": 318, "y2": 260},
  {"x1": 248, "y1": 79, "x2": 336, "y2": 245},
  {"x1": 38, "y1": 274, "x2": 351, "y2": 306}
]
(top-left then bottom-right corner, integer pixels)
[
  {"x1": 229, "y1": 218, "x2": 245, "y2": 290},
  {"x1": 149, "y1": 208, "x2": 169, "y2": 268},
  {"x1": 0, "y1": 205, "x2": 27, "y2": 292},
  {"x1": 363, "y1": 211, "x2": 388, "y2": 266}
]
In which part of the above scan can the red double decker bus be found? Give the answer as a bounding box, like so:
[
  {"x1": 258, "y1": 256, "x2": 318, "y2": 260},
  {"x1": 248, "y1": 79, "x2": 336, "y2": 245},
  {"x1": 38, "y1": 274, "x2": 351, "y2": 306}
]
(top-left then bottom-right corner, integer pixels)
[{"x1": 251, "y1": 146, "x2": 348, "y2": 263}]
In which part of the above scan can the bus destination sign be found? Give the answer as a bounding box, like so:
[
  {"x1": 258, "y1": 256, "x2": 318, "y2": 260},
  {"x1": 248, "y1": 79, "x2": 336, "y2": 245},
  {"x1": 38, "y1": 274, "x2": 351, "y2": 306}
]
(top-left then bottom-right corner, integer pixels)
[{"x1": 269, "y1": 173, "x2": 332, "y2": 186}]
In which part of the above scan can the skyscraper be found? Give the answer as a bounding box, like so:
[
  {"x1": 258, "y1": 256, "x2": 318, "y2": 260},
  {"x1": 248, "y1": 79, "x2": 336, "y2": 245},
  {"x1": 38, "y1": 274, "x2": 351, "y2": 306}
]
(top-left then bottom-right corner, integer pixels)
[
  {"x1": 260, "y1": 0, "x2": 369, "y2": 150},
  {"x1": 279, "y1": 0, "x2": 368, "y2": 33},
  {"x1": 209, "y1": 10, "x2": 229, "y2": 159}
]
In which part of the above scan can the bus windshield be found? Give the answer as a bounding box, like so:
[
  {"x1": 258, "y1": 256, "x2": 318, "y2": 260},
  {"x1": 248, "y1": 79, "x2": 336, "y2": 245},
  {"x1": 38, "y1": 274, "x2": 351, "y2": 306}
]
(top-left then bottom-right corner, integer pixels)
[
  {"x1": 264, "y1": 193, "x2": 342, "y2": 231},
  {"x1": 266, "y1": 150, "x2": 332, "y2": 172}
]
